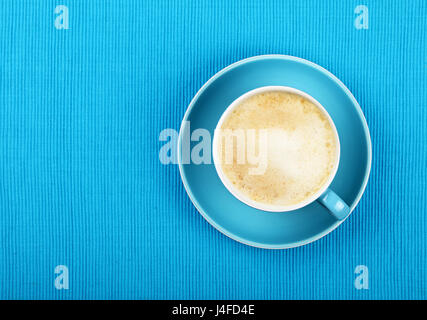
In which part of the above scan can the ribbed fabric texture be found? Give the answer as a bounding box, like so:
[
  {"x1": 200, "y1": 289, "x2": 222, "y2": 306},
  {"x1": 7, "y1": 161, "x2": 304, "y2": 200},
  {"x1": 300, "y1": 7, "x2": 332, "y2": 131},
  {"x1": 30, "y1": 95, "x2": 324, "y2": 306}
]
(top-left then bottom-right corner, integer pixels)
[{"x1": 0, "y1": 0, "x2": 426, "y2": 299}]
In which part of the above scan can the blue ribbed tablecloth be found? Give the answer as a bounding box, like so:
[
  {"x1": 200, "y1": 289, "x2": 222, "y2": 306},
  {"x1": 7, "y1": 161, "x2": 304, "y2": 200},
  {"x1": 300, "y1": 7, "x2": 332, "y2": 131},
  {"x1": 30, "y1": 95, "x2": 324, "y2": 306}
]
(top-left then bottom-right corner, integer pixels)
[{"x1": 0, "y1": 0, "x2": 426, "y2": 299}]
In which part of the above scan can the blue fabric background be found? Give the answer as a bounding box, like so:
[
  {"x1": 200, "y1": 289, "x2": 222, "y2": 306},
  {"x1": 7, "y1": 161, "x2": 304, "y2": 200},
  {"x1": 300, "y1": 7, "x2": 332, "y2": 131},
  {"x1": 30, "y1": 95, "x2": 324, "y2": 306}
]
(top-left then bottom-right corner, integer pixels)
[{"x1": 0, "y1": 0, "x2": 426, "y2": 299}]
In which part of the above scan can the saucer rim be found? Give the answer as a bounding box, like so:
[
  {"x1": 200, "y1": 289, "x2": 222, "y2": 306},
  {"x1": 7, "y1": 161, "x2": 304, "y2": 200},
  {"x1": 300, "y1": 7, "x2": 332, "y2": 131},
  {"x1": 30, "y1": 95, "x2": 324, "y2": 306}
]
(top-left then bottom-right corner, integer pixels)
[{"x1": 178, "y1": 54, "x2": 372, "y2": 249}]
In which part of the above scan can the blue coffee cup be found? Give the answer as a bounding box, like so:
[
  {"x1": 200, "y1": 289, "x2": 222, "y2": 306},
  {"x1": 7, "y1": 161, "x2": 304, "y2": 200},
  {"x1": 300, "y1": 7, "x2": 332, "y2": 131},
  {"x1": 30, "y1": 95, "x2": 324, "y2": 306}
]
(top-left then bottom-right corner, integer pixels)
[{"x1": 212, "y1": 86, "x2": 350, "y2": 220}]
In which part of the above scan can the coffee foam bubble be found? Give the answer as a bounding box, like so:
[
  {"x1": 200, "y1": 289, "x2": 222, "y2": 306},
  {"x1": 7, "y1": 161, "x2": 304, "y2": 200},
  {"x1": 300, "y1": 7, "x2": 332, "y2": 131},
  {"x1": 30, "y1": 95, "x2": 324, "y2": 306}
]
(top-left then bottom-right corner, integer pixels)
[{"x1": 218, "y1": 91, "x2": 337, "y2": 206}]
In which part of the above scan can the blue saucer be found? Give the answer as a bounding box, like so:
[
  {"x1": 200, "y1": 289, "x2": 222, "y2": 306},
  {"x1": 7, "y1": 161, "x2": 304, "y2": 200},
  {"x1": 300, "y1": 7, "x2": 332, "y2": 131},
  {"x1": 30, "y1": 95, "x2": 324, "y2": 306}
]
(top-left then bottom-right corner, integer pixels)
[{"x1": 178, "y1": 55, "x2": 372, "y2": 249}]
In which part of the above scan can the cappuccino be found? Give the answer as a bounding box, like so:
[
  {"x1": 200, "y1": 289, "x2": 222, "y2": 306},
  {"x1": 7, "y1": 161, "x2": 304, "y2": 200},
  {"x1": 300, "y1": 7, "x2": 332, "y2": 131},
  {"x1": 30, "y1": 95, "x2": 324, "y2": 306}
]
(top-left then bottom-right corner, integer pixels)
[{"x1": 216, "y1": 91, "x2": 338, "y2": 207}]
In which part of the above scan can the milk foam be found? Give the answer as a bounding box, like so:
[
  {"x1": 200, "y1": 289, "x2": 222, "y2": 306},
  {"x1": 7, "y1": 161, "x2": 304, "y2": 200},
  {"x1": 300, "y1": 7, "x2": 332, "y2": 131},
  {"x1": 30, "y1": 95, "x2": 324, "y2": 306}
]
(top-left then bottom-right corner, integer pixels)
[{"x1": 218, "y1": 91, "x2": 337, "y2": 206}]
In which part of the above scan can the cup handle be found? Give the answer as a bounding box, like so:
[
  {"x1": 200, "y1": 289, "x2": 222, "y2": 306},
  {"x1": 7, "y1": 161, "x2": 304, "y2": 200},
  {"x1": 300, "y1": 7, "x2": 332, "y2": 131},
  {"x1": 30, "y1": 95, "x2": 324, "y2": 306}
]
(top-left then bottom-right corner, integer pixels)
[{"x1": 318, "y1": 188, "x2": 350, "y2": 220}]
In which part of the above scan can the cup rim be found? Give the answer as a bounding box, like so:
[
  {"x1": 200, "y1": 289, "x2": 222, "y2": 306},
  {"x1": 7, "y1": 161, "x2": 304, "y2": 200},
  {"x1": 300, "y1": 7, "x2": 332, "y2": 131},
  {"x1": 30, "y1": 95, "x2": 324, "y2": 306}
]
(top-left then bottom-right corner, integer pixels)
[{"x1": 212, "y1": 85, "x2": 341, "y2": 212}]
